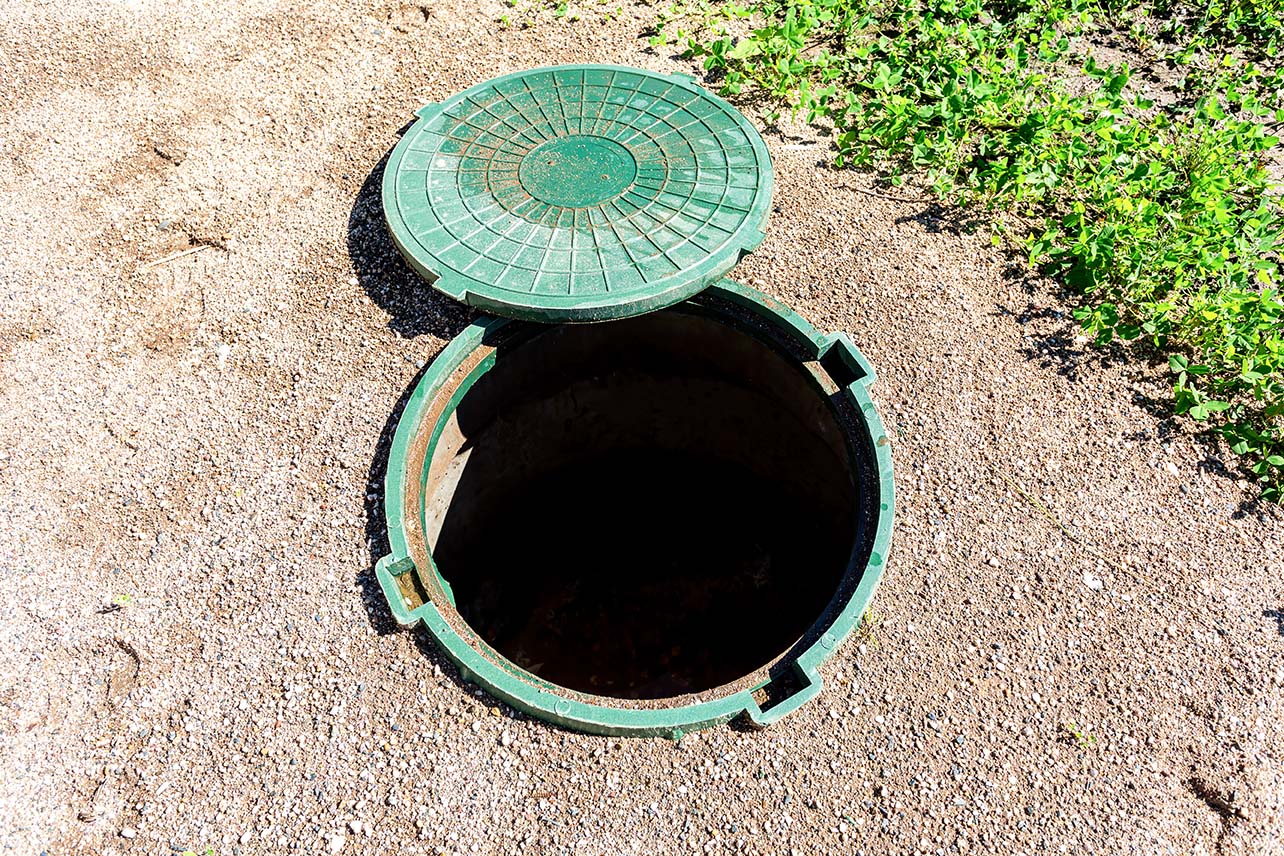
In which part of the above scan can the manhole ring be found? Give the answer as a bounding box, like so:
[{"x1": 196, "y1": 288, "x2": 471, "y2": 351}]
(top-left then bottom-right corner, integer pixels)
[{"x1": 376, "y1": 280, "x2": 894, "y2": 736}]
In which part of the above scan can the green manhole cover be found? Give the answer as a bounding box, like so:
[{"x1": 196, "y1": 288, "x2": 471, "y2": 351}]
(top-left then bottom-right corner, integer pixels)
[{"x1": 381, "y1": 65, "x2": 773, "y2": 322}]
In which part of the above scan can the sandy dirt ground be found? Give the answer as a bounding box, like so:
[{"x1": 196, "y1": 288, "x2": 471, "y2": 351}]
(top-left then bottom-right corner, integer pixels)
[{"x1": 2, "y1": 1, "x2": 1283, "y2": 854}]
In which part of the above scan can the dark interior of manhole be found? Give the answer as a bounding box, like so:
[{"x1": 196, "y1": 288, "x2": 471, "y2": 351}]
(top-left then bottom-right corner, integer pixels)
[{"x1": 425, "y1": 308, "x2": 863, "y2": 700}]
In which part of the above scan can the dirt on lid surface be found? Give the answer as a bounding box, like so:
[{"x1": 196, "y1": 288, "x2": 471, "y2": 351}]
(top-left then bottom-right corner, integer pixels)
[{"x1": 0, "y1": 1, "x2": 1281, "y2": 855}]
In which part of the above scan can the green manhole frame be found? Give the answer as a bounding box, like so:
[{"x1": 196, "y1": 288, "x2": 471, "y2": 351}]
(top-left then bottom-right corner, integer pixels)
[
  {"x1": 376, "y1": 280, "x2": 894, "y2": 737},
  {"x1": 381, "y1": 65, "x2": 774, "y2": 323}
]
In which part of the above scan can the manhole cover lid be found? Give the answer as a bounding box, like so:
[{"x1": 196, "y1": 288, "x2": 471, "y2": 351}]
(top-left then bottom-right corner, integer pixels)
[{"x1": 382, "y1": 65, "x2": 773, "y2": 322}]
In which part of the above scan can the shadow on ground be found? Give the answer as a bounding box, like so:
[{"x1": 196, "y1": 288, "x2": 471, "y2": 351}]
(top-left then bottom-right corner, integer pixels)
[
  {"x1": 347, "y1": 140, "x2": 476, "y2": 341},
  {"x1": 1266, "y1": 609, "x2": 1284, "y2": 638},
  {"x1": 982, "y1": 246, "x2": 1274, "y2": 513},
  {"x1": 893, "y1": 200, "x2": 986, "y2": 235},
  {"x1": 344, "y1": 146, "x2": 499, "y2": 706},
  {"x1": 357, "y1": 357, "x2": 429, "y2": 638},
  {"x1": 346, "y1": 146, "x2": 473, "y2": 642}
]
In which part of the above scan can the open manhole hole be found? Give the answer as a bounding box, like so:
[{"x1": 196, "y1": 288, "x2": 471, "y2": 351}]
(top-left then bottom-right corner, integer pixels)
[
  {"x1": 376, "y1": 282, "x2": 892, "y2": 736},
  {"x1": 374, "y1": 66, "x2": 893, "y2": 735}
]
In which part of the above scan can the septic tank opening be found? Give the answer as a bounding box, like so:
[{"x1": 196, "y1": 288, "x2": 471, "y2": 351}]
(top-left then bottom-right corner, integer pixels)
[{"x1": 424, "y1": 307, "x2": 858, "y2": 700}]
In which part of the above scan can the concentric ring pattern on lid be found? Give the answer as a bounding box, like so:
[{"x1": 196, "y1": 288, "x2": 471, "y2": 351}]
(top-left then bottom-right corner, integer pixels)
[{"x1": 381, "y1": 65, "x2": 773, "y2": 322}]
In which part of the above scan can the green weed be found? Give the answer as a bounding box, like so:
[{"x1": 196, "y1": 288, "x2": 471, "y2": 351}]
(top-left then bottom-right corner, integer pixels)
[
  {"x1": 1061, "y1": 720, "x2": 1098, "y2": 747},
  {"x1": 855, "y1": 607, "x2": 885, "y2": 646},
  {"x1": 500, "y1": 0, "x2": 623, "y2": 24}
]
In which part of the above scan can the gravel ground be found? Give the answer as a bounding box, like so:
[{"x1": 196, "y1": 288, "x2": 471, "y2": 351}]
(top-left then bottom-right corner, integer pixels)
[{"x1": 2, "y1": 1, "x2": 1283, "y2": 854}]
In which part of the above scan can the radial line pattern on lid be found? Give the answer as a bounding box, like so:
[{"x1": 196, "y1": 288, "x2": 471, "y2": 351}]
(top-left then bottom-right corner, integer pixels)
[{"x1": 382, "y1": 65, "x2": 774, "y2": 322}]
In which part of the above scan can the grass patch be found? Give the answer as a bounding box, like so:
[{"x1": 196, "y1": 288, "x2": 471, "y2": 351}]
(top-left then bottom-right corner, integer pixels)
[{"x1": 653, "y1": 0, "x2": 1284, "y2": 499}]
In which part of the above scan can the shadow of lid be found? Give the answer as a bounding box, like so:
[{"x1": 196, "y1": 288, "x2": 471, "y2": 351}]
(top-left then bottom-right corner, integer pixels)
[{"x1": 347, "y1": 141, "x2": 476, "y2": 342}]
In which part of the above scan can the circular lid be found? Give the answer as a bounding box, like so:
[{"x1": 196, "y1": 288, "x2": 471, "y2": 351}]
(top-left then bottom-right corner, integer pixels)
[{"x1": 381, "y1": 65, "x2": 773, "y2": 322}]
